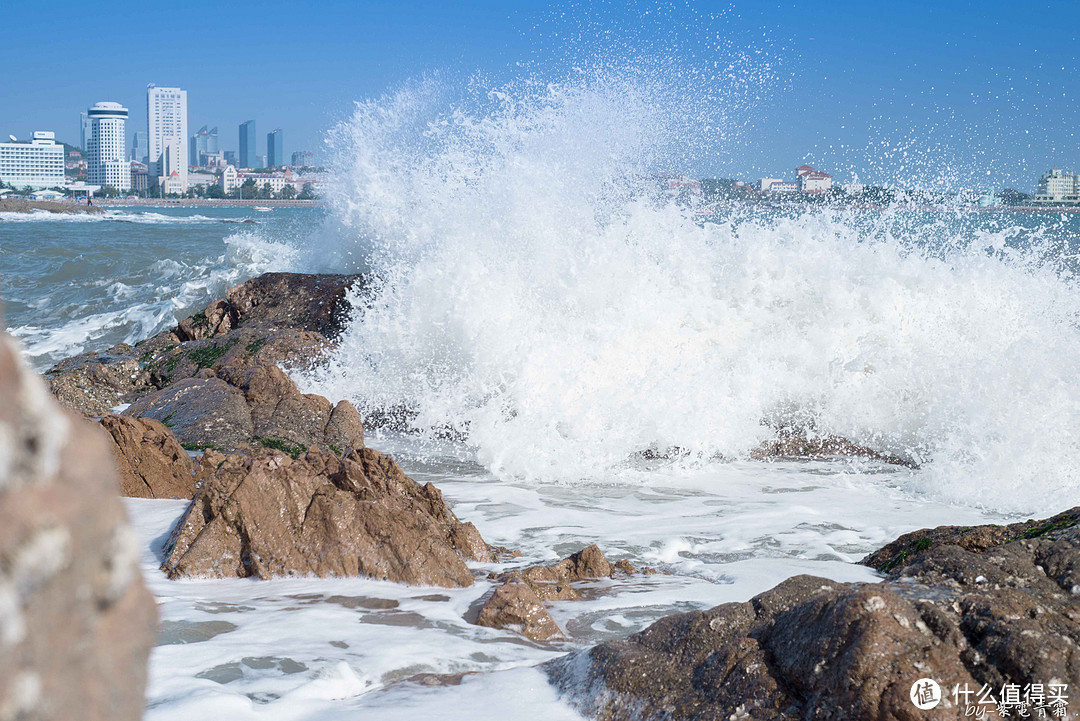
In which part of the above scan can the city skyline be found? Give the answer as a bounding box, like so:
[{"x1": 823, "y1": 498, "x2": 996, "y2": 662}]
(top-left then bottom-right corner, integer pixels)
[{"x1": 0, "y1": 1, "x2": 1078, "y2": 189}]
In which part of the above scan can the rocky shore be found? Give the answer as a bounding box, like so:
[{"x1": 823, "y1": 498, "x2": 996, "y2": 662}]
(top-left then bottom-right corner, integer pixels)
[
  {"x1": 7, "y1": 269, "x2": 1079, "y2": 719},
  {"x1": 0, "y1": 198, "x2": 104, "y2": 215}
]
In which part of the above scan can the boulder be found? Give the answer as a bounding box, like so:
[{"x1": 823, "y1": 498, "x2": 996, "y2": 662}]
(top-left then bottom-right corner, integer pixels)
[
  {"x1": 124, "y1": 362, "x2": 364, "y2": 455},
  {"x1": 99, "y1": 414, "x2": 195, "y2": 499},
  {"x1": 46, "y1": 344, "x2": 154, "y2": 416},
  {"x1": 0, "y1": 332, "x2": 156, "y2": 721},
  {"x1": 546, "y1": 511, "x2": 1080, "y2": 721},
  {"x1": 46, "y1": 272, "x2": 362, "y2": 417},
  {"x1": 161, "y1": 446, "x2": 494, "y2": 587},
  {"x1": 474, "y1": 578, "x2": 564, "y2": 641},
  {"x1": 472, "y1": 545, "x2": 642, "y2": 640}
]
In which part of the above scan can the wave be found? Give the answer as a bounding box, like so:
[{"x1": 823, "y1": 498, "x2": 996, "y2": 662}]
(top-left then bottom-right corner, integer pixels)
[
  {"x1": 294, "y1": 71, "x2": 1080, "y2": 514},
  {"x1": 0, "y1": 209, "x2": 221, "y2": 224}
]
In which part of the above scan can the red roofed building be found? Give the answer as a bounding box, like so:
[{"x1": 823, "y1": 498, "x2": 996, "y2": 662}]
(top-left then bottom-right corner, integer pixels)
[{"x1": 795, "y1": 165, "x2": 832, "y2": 193}]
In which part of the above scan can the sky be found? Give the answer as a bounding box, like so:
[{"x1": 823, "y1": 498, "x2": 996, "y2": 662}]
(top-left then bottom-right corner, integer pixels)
[{"x1": 0, "y1": 0, "x2": 1076, "y2": 190}]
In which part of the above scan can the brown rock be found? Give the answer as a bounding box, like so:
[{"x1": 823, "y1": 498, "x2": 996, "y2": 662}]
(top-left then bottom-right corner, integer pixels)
[
  {"x1": 161, "y1": 447, "x2": 494, "y2": 587},
  {"x1": 99, "y1": 414, "x2": 196, "y2": 498},
  {"x1": 521, "y1": 544, "x2": 617, "y2": 601},
  {"x1": 0, "y1": 332, "x2": 156, "y2": 721},
  {"x1": 546, "y1": 511, "x2": 1080, "y2": 721},
  {"x1": 751, "y1": 430, "x2": 909, "y2": 465},
  {"x1": 474, "y1": 578, "x2": 564, "y2": 641}
]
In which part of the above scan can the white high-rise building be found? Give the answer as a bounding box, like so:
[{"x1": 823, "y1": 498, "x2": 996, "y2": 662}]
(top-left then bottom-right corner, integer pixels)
[
  {"x1": 0, "y1": 131, "x2": 65, "y2": 189},
  {"x1": 86, "y1": 102, "x2": 130, "y2": 191},
  {"x1": 147, "y1": 84, "x2": 188, "y2": 190}
]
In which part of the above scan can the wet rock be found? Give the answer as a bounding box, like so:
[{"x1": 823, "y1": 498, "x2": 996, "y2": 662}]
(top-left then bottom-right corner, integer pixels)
[
  {"x1": 99, "y1": 414, "x2": 196, "y2": 498},
  {"x1": 546, "y1": 510, "x2": 1080, "y2": 721},
  {"x1": 751, "y1": 430, "x2": 908, "y2": 465},
  {"x1": 45, "y1": 344, "x2": 154, "y2": 416},
  {"x1": 472, "y1": 545, "x2": 640, "y2": 640},
  {"x1": 124, "y1": 377, "x2": 254, "y2": 452},
  {"x1": 161, "y1": 446, "x2": 494, "y2": 586},
  {"x1": 47, "y1": 273, "x2": 362, "y2": 417},
  {"x1": 474, "y1": 578, "x2": 564, "y2": 641},
  {"x1": 0, "y1": 333, "x2": 156, "y2": 721},
  {"x1": 125, "y1": 362, "x2": 363, "y2": 455}
]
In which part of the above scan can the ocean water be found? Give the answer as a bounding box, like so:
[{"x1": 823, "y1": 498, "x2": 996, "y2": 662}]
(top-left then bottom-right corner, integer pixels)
[{"x1": 5, "y1": 70, "x2": 1080, "y2": 719}]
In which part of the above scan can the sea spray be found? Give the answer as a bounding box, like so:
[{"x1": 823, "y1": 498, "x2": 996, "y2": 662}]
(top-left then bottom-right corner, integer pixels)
[{"x1": 301, "y1": 73, "x2": 1080, "y2": 514}]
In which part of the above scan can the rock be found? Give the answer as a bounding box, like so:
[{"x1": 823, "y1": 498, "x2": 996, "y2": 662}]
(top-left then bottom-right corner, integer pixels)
[
  {"x1": 99, "y1": 414, "x2": 195, "y2": 499},
  {"x1": 124, "y1": 377, "x2": 254, "y2": 452},
  {"x1": 472, "y1": 545, "x2": 637, "y2": 640},
  {"x1": 751, "y1": 430, "x2": 909, "y2": 465},
  {"x1": 47, "y1": 273, "x2": 362, "y2": 417},
  {"x1": 546, "y1": 511, "x2": 1080, "y2": 721},
  {"x1": 520, "y1": 544, "x2": 616, "y2": 601},
  {"x1": 46, "y1": 344, "x2": 154, "y2": 416},
  {"x1": 125, "y1": 362, "x2": 364, "y2": 455},
  {"x1": 0, "y1": 332, "x2": 156, "y2": 721},
  {"x1": 474, "y1": 578, "x2": 564, "y2": 641},
  {"x1": 161, "y1": 446, "x2": 494, "y2": 586}
]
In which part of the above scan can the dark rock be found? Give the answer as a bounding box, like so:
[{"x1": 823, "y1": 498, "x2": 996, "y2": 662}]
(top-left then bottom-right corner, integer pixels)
[
  {"x1": 751, "y1": 430, "x2": 909, "y2": 465},
  {"x1": 99, "y1": 414, "x2": 196, "y2": 499},
  {"x1": 161, "y1": 446, "x2": 494, "y2": 586},
  {"x1": 0, "y1": 332, "x2": 157, "y2": 721},
  {"x1": 124, "y1": 377, "x2": 254, "y2": 452},
  {"x1": 546, "y1": 511, "x2": 1080, "y2": 721}
]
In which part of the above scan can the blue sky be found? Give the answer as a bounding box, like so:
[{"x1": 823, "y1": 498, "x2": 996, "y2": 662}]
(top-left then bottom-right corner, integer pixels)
[{"x1": 1, "y1": 0, "x2": 1076, "y2": 189}]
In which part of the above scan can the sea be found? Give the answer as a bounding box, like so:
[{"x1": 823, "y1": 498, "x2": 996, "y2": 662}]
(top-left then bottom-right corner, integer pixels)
[{"x1": 3, "y1": 72, "x2": 1080, "y2": 720}]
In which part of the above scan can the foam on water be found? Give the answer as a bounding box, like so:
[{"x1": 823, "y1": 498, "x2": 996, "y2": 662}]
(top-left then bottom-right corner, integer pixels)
[
  {"x1": 0, "y1": 209, "x2": 220, "y2": 224},
  {"x1": 301, "y1": 71, "x2": 1080, "y2": 515}
]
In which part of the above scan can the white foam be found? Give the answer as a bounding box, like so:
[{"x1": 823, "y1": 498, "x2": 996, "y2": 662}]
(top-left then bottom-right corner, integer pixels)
[{"x1": 300, "y1": 72, "x2": 1080, "y2": 515}]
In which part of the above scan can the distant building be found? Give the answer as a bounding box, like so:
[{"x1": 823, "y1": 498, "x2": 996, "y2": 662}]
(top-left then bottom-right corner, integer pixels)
[
  {"x1": 267, "y1": 129, "x2": 283, "y2": 168},
  {"x1": 147, "y1": 84, "x2": 188, "y2": 190},
  {"x1": 758, "y1": 178, "x2": 783, "y2": 191},
  {"x1": 843, "y1": 174, "x2": 864, "y2": 195},
  {"x1": 0, "y1": 131, "x2": 66, "y2": 189},
  {"x1": 771, "y1": 181, "x2": 798, "y2": 193},
  {"x1": 190, "y1": 125, "x2": 219, "y2": 166},
  {"x1": 1034, "y1": 169, "x2": 1080, "y2": 204},
  {"x1": 157, "y1": 136, "x2": 185, "y2": 191},
  {"x1": 796, "y1": 165, "x2": 832, "y2": 193},
  {"x1": 86, "y1": 102, "x2": 130, "y2": 191},
  {"x1": 79, "y1": 111, "x2": 91, "y2": 150},
  {"x1": 219, "y1": 164, "x2": 238, "y2": 192},
  {"x1": 239, "y1": 120, "x2": 256, "y2": 168},
  {"x1": 291, "y1": 150, "x2": 314, "y2": 167},
  {"x1": 223, "y1": 150, "x2": 237, "y2": 166},
  {"x1": 131, "y1": 131, "x2": 148, "y2": 164},
  {"x1": 200, "y1": 150, "x2": 226, "y2": 168},
  {"x1": 130, "y1": 160, "x2": 148, "y2": 192}
]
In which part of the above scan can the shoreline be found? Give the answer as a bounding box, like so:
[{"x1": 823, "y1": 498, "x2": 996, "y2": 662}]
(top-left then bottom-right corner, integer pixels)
[{"x1": 0, "y1": 197, "x2": 319, "y2": 213}]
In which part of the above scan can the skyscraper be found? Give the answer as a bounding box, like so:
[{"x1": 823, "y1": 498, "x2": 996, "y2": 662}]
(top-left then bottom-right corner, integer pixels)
[
  {"x1": 266, "y1": 129, "x2": 283, "y2": 168},
  {"x1": 239, "y1": 120, "x2": 256, "y2": 168},
  {"x1": 190, "y1": 126, "x2": 219, "y2": 166},
  {"x1": 79, "y1": 111, "x2": 92, "y2": 150},
  {"x1": 147, "y1": 84, "x2": 188, "y2": 190},
  {"x1": 86, "y1": 101, "x2": 130, "y2": 191},
  {"x1": 132, "y1": 131, "x2": 148, "y2": 164}
]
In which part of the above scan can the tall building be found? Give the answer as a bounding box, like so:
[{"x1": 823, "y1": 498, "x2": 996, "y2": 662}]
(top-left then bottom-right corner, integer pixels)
[
  {"x1": 79, "y1": 111, "x2": 91, "y2": 150},
  {"x1": 147, "y1": 84, "x2": 188, "y2": 190},
  {"x1": 86, "y1": 102, "x2": 130, "y2": 191},
  {"x1": 223, "y1": 150, "x2": 237, "y2": 166},
  {"x1": 266, "y1": 129, "x2": 283, "y2": 168},
  {"x1": 131, "y1": 131, "x2": 148, "y2": 164},
  {"x1": 0, "y1": 131, "x2": 65, "y2": 189},
  {"x1": 291, "y1": 150, "x2": 314, "y2": 167},
  {"x1": 190, "y1": 125, "x2": 219, "y2": 166},
  {"x1": 239, "y1": 120, "x2": 256, "y2": 168}
]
